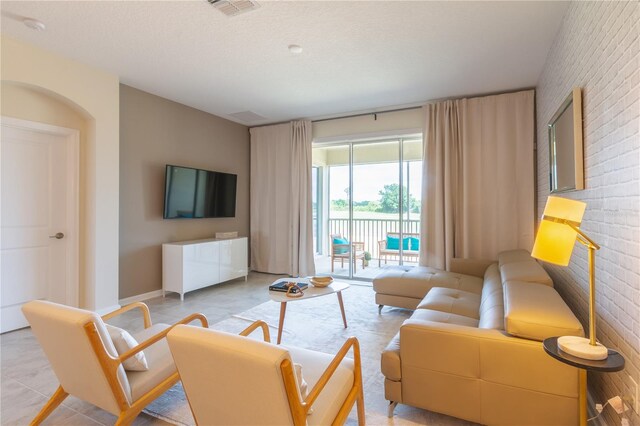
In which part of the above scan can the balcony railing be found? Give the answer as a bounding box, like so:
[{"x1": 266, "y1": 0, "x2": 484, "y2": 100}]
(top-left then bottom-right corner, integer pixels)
[{"x1": 327, "y1": 218, "x2": 420, "y2": 258}]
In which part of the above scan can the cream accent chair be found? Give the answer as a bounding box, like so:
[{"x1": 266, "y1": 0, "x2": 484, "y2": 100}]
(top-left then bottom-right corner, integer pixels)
[
  {"x1": 22, "y1": 300, "x2": 209, "y2": 425},
  {"x1": 167, "y1": 321, "x2": 365, "y2": 425}
]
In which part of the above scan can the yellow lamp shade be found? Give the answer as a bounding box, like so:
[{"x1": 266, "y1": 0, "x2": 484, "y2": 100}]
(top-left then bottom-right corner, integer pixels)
[{"x1": 531, "y1": 196, "x2": 586, "y2": 266}]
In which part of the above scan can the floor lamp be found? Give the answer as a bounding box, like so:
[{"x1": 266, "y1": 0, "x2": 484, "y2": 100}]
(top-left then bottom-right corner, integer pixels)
[{"x1": 531, "y1": 196, "x2": 608, "y2": 360}]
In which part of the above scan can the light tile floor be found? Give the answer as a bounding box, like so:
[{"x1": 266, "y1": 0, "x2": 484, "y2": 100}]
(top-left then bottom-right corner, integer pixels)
[
  {"x1": 0, "y1": 271, "x2": 285, "y2": 425},
  {"x1": 314, "y1": 255, "x2": 418, "y2": 280}
]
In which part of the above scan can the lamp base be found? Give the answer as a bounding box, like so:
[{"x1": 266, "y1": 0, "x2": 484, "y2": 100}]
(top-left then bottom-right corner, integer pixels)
[{"x1": 558, "y1": 336, "x2": 608, "y2": 360}]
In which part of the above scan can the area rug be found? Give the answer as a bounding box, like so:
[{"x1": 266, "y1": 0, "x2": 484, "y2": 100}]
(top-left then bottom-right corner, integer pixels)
[{"x1": 143, "y1": 284, "x2": 475, "y2": 425}]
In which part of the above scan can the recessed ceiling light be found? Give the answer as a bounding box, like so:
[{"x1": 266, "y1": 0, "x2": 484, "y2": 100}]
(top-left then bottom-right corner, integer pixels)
[
  {"x1": 23, "y1": 18, "x2": 45, "y2": 31},
  {"x1": 288, "y1": 44, "x2": 303, "y2": 54}
]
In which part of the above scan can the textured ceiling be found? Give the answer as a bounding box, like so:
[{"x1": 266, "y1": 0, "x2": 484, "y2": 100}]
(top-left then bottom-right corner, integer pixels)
[{"x1": 0, "y1": 1, "x2": 568, "y2": 125}]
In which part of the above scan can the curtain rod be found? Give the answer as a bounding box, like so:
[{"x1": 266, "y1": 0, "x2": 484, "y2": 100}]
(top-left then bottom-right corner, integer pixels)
[
  {"x1": 311, "y1": 106, "x2": 421, "y2": 123},
  {"x1": 249, "y1": 105, "x2": 422, "y2": 129},
  {"x1": 249, "y1": 87, "x2": 534, "y2": 129}
]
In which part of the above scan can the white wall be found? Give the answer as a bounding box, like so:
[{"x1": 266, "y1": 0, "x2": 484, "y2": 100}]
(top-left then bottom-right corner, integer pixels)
[
  {"x1": 536, "y1": 2, "x2": 639, "y2": 424},
  {"x1": 1, "y1": 36, "x2": 121, "y2": 313}
]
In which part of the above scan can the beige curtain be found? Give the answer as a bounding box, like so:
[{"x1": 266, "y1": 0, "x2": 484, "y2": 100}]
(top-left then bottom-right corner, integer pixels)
[
  {"x1": 420, "y1": 90, "x2": 535, "y2": 269},
  {"x1": 290, "y1": 121, "x2": 315, "y2": 277},
  {"x1": 250, "y1": 120, "x2": 316, "y2": 276}
]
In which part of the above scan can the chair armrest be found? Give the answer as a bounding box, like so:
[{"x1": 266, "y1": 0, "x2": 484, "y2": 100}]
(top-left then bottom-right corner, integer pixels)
[
  {"x1": 239, "y1": 320, "x2": 271, "y2": 343},
  {"x1": 304, "y1": 336, "x2": 361, "y2": 411},
  {"x1": 448, "y1": 258, "x2": 495, "y2": 278},
  {"x1": 378, "y1": 240, "x2": 387, "y2": 250},
  {"x1": 102, "y1": 302, "x2": 152, "y2": 329},
  {"x1": 118, "y1": 313, "x2": 209, "y2": 363}
]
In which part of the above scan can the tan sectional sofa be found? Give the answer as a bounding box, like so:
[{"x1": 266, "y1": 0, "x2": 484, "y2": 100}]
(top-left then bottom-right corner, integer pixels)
[{"x1": 374, "y1": 249, "x2": 585, "y2": 425}]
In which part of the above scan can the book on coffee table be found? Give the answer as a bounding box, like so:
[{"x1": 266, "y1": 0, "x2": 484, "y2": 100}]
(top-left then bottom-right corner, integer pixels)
[{"x1": 268, "y1": 280, "x2": 308, "y2": 293}]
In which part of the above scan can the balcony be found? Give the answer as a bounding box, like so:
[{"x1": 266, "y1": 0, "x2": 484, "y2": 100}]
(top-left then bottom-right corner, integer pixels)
[{"x1": 314, "y1": 218, "x2": 420, "y2": 279}]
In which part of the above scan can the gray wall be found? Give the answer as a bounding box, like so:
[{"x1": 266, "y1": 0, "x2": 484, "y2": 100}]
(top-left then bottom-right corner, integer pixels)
[
  {"x1": 536, "y1": 2, "x2": 639, "y2": 424},
  {"x1": 119, "y1": 85, "x2": 250, "y2": 299}
]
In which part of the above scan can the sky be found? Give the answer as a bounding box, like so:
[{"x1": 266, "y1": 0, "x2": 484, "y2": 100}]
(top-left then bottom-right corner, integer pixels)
[{"x1": 329, "y1": 162, "x2": 422, "y2": 202}]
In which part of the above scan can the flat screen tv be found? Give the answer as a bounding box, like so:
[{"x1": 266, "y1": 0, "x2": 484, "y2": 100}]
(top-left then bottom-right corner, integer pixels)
[{"x1": 163, "y1": 165, "x2": 237, "y2": 219}]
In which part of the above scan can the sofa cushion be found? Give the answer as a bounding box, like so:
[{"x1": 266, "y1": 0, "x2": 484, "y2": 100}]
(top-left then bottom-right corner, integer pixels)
[
  {"x1": 417, "y1": 288, "x2": 481, "y2": 320},
  {"x1": 387, "y1": 236, "x2": 410, "y2": 250},
  {"x1": 498, "y1": 249, "x2": 533, "y2": 267},
  {"x1": 373, "y1": 266, "x2": 483, "y2": 300},
  {"x1": 409, "y1": 237, "x2": 420, "y2": 251},
  {"x1": 128, "y1": 324, "x2": 176, "y2": 401},
  {"x1": 332, "y1": 237, "x2": 349, "y2": 254},
  {"x1": 503, "y1": 281, "x2": 584, "y2": 341},
  {"x1": 287, "y1": 345, "x2": 355, "y2": 426},
  {"x1": 409, "y1": 308, "x2": 480, "y2": 327},
  {"x1": 478, "y1": 264, "x2": 505, "y2": 330},
  {"x1": 500, "y1": 260, "x2": 553, "y2": 287},
  {"x1": 105, "y1": 324, "x2": 149, "y2": 371}
]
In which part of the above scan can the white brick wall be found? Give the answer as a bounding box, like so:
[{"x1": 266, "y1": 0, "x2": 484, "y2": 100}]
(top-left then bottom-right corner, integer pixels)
[{"x1": 536, "y1": 2, "x2": 639, "y2": 424}]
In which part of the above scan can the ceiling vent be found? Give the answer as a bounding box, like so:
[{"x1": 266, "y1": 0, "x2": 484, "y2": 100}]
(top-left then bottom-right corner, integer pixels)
[
  {"x1": 228, "y1": 111, "x2": 267, "y2": 124},
  {"x1": 207, "y1": 0, "x2": 260, "y2": 17}
]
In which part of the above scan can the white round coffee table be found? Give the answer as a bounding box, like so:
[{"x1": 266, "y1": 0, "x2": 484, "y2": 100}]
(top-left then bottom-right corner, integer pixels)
[{"x1": 268, "y1": 278, "x2": 349, "y2": 344}]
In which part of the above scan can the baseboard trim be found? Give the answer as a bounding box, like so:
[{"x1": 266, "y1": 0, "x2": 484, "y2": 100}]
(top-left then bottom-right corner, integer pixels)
[
  {"x1": 95, "y1": 304, "x2": 121, "y2": 316},
  {"x1": 119, "y1": 290, "x2": 164, "y2": 306}
]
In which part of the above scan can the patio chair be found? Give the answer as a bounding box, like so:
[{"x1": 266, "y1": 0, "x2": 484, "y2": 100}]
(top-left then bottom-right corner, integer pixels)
[
  {"x1": 167, "y1": 320, "x2": 365, "y2": 425},
  {"x1": 330, "y1": 233, "x2": 365, "y2": 272},
  {"x1": 21, "y1": 300, "x2": 208, "y2": 425}
]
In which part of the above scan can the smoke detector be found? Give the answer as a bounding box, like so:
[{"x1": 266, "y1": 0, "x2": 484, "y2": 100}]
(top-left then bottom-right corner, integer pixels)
[
  {"x1": 207, "y1": 0, "x2": 260, "y2": 17},
  {"x1": 23, "y1": 18, "x2": 46, "y2": 31}
]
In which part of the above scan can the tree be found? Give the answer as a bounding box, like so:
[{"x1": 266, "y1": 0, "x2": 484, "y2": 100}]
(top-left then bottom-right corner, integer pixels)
[
  {"x1": 331, "y1": 199, "x2": 348, "y2": 210},
  {"x1": 378, "y1": 184, "x2": 420, "y2": 213}
]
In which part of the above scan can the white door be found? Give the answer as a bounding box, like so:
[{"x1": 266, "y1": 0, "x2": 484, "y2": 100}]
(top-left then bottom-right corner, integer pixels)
[{"x1": 1, "y1": 118, "x2": 78, "y2": 333}]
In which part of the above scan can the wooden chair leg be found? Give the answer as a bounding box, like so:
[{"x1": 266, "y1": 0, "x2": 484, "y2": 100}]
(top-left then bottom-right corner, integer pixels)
[
  {"x1": 357, "y1": 389, "x2": 365, "y2": 426},
  {"x1": 31, "y1": 386, "x2": 68, "y2": 425},
  {"x1": 114, "y1": 407, "x2": 141, "y2": 426}
]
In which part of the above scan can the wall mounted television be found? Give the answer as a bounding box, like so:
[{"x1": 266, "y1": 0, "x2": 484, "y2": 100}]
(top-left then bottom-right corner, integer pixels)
[{"x1": 163, "y1": 165, "x2": 237, "y2": 219}]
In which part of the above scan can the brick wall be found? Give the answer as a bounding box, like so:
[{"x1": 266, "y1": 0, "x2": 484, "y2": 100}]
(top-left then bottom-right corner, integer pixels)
[{"x1": 536, "y1": 2, "x2": 639, "y2": 424}]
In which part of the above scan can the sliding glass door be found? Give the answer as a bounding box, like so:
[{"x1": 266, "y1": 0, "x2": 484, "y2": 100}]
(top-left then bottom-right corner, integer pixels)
[
  {"x1": 312, "y1": 137, "x2": 422, "y2": 281},
  {"x1": 352, "y1": 141, "x2": 400, "y2": 279}
]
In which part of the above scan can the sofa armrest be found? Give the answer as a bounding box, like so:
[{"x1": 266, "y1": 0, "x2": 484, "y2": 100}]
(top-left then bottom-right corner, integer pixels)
[
  {"x1": 399, "y1": 319, "x2": 579, "y2": 398},
  {"x1": 448, "y1": 258, "x2": 495, "y2": 278}
]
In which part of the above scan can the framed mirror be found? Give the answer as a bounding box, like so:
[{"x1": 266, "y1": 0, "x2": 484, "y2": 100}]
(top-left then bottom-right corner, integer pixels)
[{"x1": 548, "y1": 87, "x2": 584, "y2": 193}]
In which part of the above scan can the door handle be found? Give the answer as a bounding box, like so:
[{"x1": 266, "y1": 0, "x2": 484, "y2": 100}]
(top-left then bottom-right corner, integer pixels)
[{"x1": 49, "y1": 232, "x2": 65, "y2": 240}]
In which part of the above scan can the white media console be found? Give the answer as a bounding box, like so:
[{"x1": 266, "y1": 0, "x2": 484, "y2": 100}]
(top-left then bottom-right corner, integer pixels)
[{"x1": 162, "y1": 237, "x2": 248, "y2": 301}]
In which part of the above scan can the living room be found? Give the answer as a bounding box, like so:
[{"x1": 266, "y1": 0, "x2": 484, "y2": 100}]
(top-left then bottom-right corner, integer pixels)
[{"x1": 1, "y1": 1, "x2": 638, "y2": 425}]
